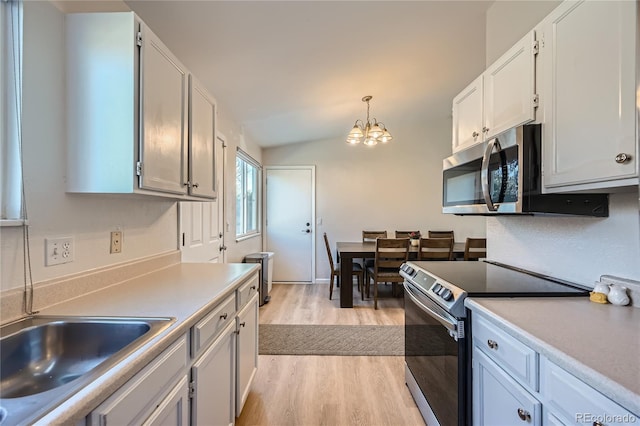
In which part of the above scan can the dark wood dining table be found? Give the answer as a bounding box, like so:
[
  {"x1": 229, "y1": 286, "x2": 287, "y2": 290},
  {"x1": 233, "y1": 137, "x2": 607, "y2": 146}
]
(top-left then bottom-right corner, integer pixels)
[{"x1": 335, "y1": 241, "x2": 466, "y2": 308}]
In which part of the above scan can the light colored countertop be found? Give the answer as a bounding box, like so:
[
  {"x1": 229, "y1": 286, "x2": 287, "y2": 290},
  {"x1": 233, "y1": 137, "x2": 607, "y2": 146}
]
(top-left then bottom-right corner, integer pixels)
[
  {"x1": 25, "y1": 262, "x2": 259, "y2": 425},
  {"x1": 465, "y1": 297, "x2": 640, "y2": 415}
]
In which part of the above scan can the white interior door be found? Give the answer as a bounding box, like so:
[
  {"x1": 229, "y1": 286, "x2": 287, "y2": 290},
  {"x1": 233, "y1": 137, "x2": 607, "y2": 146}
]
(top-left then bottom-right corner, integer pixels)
[
  {"x1": 265, "y1": 167, "x2": 315, "y2": 282},
  {"x1": 179, "y1": 134, "x2": 226, "y2": 262}
]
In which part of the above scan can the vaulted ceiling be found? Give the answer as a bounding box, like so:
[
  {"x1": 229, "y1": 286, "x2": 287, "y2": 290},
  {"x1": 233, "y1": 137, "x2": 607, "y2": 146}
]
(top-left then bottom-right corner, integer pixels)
[{"x1": 55, "y1": 1, "x2": 493, "y2": 147}]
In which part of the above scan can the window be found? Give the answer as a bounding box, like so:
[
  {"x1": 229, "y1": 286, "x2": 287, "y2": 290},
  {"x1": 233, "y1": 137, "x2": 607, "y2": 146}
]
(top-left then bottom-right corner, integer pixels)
[
  {"x1": 1, "y1": 0, "x2": 24, "y2": 223},
  {"x1": 235, "y1": 150, "x2": 260, "y2": 239}
]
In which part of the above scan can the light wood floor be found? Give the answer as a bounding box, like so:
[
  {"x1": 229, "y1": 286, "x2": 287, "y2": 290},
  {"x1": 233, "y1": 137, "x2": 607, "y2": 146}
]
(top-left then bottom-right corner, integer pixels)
[{"x1": 236, "y1": 283, "x2": 425, "y2": 426}]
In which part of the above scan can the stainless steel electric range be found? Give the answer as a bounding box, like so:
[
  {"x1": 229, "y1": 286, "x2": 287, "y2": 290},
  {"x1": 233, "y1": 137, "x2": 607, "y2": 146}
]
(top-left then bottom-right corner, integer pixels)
[{"x1": 400, "y1": 260, "x2": 589, "y2": 426}]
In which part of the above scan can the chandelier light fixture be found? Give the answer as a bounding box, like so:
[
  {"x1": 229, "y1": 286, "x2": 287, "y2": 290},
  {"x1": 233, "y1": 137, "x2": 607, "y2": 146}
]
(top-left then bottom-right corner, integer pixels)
[{"x1": 346, "y1": 95, "x2": 393, "y2": 146}]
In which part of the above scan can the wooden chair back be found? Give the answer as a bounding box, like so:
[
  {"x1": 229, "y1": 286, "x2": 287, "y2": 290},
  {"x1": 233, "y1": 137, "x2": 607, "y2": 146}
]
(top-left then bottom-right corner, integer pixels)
[
  {"x1": 428, "y1": 230, "x2": 455, "y2": 240},
  {"x1": 362, "y1": 230, "x2": 387, "y2": 242},
  {"x1": 464, "y1": 238, "x2": 487, "y2": 261},
  {"x1": 395, "y1": 230, "x2": 420, "y2": 238},
  {"x1": 323, "y1": 232, "x2": 336, "y2": 274},
  {"x1": 374, "y1": 238, "x2": 410, "y2": 274},
  {"x1": 418, "y1": 237, "x2": 454, "y2": 261}
]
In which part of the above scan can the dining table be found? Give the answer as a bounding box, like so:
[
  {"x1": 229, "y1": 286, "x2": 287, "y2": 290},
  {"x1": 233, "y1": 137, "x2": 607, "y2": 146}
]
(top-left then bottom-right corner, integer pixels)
[{"x1": 335, "y1": 241, "x2": 466, "y2": 308}]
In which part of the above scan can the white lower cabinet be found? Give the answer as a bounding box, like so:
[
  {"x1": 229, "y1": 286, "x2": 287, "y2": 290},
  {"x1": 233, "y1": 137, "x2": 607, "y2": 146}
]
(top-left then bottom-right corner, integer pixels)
[
  {"x1": 188, "y1": 275, "x2": 259, "y2": 425},
  {"x1": 191, "y1": 320, "x2": 236, "y2": 426},
  {"x1": 473, "y1": 347, "x2": 542, "y2": 426},
  {"x1": 236, "y1": 293, "x2": 259, "y2": 415},
  {"x1": 471, "y1": 311, "x2": 638, "y2": 426},
  {"x1": 89, "y1": 335, "x2": 189, "y2": 425},
  {"x1": 142, "y1": 375, "x2": 190, "y2": 426},
  {"x1": 87, "y1": 273, "x2": 260, "y2": 426},
  {"x1": 540, "y1": 357, "x2": 637, "y2": 426}
]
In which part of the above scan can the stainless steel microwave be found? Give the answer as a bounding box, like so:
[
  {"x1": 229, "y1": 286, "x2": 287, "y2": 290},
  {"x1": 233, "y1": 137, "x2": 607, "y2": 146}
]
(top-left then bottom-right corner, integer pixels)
[{"x1": 442, "y1": 124, "x2": 609, "y2": 216}]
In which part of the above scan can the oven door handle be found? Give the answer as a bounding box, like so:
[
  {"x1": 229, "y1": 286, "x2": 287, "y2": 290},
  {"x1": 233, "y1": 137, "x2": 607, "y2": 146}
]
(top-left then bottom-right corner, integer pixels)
[
  {"x1": 481, "y1": 137, "x2": 501, "y2": 212},
  {"x1": 404, "y1": 281, "x2": 458, "y2": 333}
]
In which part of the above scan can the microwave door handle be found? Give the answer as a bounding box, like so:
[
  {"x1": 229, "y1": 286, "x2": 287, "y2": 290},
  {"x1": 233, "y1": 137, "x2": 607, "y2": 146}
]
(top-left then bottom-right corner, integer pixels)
[{"x1": 481, "y1": 138, "x2": 502, "y2": 212}]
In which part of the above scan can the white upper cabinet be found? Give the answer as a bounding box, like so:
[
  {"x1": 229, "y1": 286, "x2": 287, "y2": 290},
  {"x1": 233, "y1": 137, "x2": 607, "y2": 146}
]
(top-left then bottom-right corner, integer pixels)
[
  {"x1": 188, "y1": 75, "x2": 217, "y2": 199},
  {"x1": 66, "y1": 12, "x2": 217, "y2": 200},
  {"x1": 452, "y1": 30, "x2": 537, "y2": 153},
  {"x1": 483, "y1": 30, "x2": 537, "y2": 140},
  {"x1": 452, "y1": 75, "x2": 484, "y2": 153},
  {"x1": 540, "y1": 0, "x2": 638, "y2": 192},
  {"x1": 139, "y1": 24, "x2": 189, "y2": 195}
]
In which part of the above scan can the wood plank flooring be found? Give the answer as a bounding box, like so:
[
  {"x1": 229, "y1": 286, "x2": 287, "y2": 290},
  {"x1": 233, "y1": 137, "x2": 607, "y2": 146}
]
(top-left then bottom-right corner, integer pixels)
[
  {"x1": 236, "y1": 283, "x2": 426, "y2": 426},
  {"x1": 259, "y1": 282, "x2": 405, "y2": 326}
]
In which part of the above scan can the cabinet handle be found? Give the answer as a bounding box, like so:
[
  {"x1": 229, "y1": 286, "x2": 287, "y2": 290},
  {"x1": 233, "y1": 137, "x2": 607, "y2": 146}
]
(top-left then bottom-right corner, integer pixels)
[
  {"x1": 250, "y1": 286, "x2": 256, "y2": 290},
  {"x1": 487, "y1": 339, "x2": 498, "y2": 350},
  {"x1": 219, "y1": 313, "x2": 228, "y2": 320},
  {"x1": 615, "y1": 153, "x2": 632, "y2": 164},
  {"x1": 517, "y1": 408, "x2": 531, "y2": 422},
  {"x1": 482, "y1": 126, "x2": 489, "y2": 133},
  {"x1": 192, "y1": 182, "x2": 199, "y2": 188},
  {"x1": 236, "y1": 321, "x2": 246, "y2": 335},
  {"x1": 472, "y1": 131, "x2": 479, "y2": 138}
]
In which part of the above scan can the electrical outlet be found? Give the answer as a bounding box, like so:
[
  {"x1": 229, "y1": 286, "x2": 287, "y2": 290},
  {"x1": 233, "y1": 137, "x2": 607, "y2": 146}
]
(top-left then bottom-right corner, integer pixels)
[
  {"x1": 45, "y1": 237, "x2": 74, "y2": 266},
  {"x1": 110, "y1": 231, "x2": 122, "y2": 254}
]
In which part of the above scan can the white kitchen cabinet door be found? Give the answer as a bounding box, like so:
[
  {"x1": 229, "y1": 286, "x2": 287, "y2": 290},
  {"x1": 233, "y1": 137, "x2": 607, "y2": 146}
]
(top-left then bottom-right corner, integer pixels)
[
  {"x1": 483, "y1": 30, "x2": 537, "y2": 139},
  {"x1": 541, "y1": 0, "x2": 637, "y2": 191},
  {"x1": 89, "y1": 336, "x2": 188, "y2": 425},
  {"x1": 452, "y1": 75, "x2": 484, "y2": 153},
  {"x1": 142, "y1": 375, "x2": 189, "y2": 426},
  {"x1": 139, "y1": 23, "x2": 189, "y2": 195},
  {"x1": 188, "y1": 75, "x2": 217, "y2": 199},
  {"x1": 540, "y1": 356, "x2": 637, "y2": 426},
  {"x1": 473, "y1": 347, "x2": 542, "y2": 426},
  {"x1": 191, "y1": 321, "x2": 236, "y2": 426},
  {"x1": 236, "y1": 293, "x2": 259, "y2": 416}
]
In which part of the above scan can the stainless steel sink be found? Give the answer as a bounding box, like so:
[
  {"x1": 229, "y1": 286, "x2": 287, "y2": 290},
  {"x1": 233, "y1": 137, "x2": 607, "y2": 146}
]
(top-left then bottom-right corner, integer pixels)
[{"x1": 0, "y1": 316, "x2": 174, "y2": 425}]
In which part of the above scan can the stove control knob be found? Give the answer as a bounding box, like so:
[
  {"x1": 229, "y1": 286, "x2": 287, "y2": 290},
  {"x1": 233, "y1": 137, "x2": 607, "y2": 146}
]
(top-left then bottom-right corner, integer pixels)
[
  {"x1": 432, "y1": 284, "x2": 442, "y2": 293},
  {"x1": 406, "y1": 267, "x2": 415, "y2": 275},
  {"x1": 441, "y1": 289, "x2": 453, "y2": 301}
]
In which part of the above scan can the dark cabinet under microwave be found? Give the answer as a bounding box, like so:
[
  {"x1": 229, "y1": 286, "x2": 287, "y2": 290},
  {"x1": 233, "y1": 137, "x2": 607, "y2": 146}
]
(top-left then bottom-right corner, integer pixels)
[{"x1": 442, "y1": 124, "x2": 608, "y2": 216}]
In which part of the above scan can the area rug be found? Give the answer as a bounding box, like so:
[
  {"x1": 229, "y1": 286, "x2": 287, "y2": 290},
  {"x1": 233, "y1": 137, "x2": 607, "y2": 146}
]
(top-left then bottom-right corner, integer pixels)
[{"x1": 259, "y1": 324, "x2": 404, "y2": 356}]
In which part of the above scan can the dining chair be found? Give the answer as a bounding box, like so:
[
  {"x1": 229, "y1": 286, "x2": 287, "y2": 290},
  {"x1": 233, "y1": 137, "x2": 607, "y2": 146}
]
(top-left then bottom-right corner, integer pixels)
[
  {"x1": 418, "y1": 237, "x2": 454, "y2": 261},
  {"x1": 362, "y1": 231, "x2": 388, "y2": 241},
  {"x1": 464, "y1": 238, "x2": 487, "y2": 261},
  {"x1": 362, "y1": 231, "x2": 388, "y2": 281},
  {"x1": 395, "y1": 231, "x2": 420, "y2": 238},
  {"x1": 323, "y1": 233, "x2": 363, "y2": 300},
  {"x1": 365, "y1": 238, "x2": 410, "y2": 309},
  {"x1": 428, "y1": 230, "x2": 455, "y2": 240}
]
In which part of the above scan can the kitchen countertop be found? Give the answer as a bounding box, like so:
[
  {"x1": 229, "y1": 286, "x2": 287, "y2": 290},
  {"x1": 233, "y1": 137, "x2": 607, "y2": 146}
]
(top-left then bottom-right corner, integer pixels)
[
  {"x1": 12, "y1": 262, "x2": 259, "y2": 425},
  {"x1": 465, "y1": 297, "x2": 640, "y2": 415}
]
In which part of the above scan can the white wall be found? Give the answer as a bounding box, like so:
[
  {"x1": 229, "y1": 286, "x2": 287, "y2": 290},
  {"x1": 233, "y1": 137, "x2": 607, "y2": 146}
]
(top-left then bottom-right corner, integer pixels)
[
  {"x1": 485, "y1": 0, "x2": 640, "y2": 284},
  {"x1": 0, "y1": 1, "x2": 262, "y2": 292},
  {"x1": 216, "y1": 110, "x2": 263, "y2": 264},
  {"x1": 485, "y1": 0, "x2": 561, "y2": 65},
  {"x1": 262, "y1": 118, "x2": 486, "y2": 281}
]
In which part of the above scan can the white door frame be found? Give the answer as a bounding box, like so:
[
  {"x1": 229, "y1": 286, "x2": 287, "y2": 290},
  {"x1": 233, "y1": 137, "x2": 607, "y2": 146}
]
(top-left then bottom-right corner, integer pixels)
[
  {"x1": 263, "y1": 165, "x2": 316, "y2": 283},
  {"x1": 216, "y1": 131, "x2": 227, "y2": 262}
]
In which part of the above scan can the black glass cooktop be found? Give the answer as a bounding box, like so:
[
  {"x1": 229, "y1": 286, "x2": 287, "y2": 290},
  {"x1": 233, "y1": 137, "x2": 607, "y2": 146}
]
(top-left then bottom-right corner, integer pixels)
[{"x1": 408, "y1": 260, "x2": 589, "y2": 296}]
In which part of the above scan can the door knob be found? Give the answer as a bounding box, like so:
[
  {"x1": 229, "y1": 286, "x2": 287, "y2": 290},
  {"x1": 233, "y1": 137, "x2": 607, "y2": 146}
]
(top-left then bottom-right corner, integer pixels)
[{"x1": 306, "y1": 222, "x2": 310, "y2": 226}]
